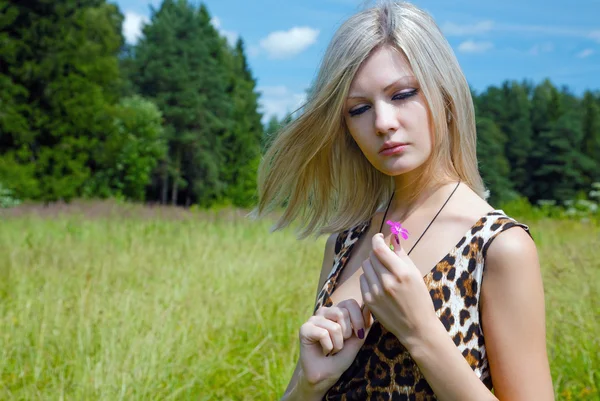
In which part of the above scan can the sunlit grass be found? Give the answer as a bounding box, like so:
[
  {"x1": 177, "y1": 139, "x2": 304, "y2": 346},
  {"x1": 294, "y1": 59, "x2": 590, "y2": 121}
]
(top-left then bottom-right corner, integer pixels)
[{"x1": 0, "y1": 201, "x2": 597, "y2": 400}]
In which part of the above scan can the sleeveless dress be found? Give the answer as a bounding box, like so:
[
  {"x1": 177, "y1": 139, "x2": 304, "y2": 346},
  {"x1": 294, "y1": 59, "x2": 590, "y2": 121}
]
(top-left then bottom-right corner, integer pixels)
[{"x1": 313, "y1": 209, "x2": 532, "y2": 400}]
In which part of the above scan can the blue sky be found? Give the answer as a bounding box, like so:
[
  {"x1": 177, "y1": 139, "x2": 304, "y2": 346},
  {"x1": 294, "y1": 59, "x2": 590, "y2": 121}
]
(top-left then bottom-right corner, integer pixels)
[{"x1": 115, "y1": 0, "x2": 600, "y2": 122}]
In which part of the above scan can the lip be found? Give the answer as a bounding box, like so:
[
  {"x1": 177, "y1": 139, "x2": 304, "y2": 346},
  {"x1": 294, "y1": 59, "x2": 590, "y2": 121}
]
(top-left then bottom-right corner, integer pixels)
[{"x1": 379, "y1": 142, "x2": 409, "y2": 156}]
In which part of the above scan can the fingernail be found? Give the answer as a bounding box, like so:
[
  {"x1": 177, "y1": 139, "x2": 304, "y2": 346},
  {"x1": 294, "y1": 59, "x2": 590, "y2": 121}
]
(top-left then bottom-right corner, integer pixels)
[{"x1": 358, "y1": 328, "x2": 364, "y2": 339}]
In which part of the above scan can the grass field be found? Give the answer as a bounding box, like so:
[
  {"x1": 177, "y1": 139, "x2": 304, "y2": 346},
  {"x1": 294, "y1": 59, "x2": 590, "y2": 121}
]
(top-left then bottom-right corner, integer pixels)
[{"x1": 0, "y1": 201, "x2": 598, "y2": 400}]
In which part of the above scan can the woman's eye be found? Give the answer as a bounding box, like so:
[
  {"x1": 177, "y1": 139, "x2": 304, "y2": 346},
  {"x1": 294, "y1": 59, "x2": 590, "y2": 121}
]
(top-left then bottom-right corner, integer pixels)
[
  {"x1": 392, "y1": 88, "x2": 418, "y2": 101},
  {"x1": 348, "y1": 89, "x2": 418, "y2": 117},
  {"x1": 349, "y1": 105, "x2": 369, "y2": 117}
]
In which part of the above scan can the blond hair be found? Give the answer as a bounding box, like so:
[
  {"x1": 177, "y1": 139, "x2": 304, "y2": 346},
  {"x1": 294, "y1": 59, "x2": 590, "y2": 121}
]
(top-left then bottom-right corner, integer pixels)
[{"x1": 251, "y1": 1, "x2": 486, "y2": 239}]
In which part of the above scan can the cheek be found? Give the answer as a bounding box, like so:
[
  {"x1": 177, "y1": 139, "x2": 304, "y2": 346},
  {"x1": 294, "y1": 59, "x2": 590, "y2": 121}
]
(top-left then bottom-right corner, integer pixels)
[{"x1": 346, "y1": 121, "x2": 370, "y2": 148}]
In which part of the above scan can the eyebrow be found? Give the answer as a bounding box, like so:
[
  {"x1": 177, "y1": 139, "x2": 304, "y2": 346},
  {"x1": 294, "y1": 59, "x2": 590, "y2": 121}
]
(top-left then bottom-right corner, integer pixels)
[{"x1": 347, "y1": 76, "x2": 416, "y2": 99}]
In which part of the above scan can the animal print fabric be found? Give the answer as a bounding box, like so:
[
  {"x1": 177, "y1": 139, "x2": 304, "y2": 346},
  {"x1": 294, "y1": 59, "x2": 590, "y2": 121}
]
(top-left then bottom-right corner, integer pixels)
[{"x1": 313, "y1": 210, "x2": 531, "y2": 400}]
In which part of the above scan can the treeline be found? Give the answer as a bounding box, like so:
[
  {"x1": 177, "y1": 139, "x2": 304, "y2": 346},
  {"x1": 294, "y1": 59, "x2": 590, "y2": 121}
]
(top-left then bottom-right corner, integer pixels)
[
  {"x1": 0, "y1": 0, "x2": 599, "y2": 209},
  {"x1": 475, "y1": 81, "x2": 600, "y2": 205},
  {"x1": 0, "y1": 0, "x2": 262, "y2": 207}
]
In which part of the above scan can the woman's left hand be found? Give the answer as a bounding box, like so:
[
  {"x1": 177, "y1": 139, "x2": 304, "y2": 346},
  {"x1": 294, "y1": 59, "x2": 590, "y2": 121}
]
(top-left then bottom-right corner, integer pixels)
[{"x1": 360, "y1": 233, "x2": 438, "y2": 347}]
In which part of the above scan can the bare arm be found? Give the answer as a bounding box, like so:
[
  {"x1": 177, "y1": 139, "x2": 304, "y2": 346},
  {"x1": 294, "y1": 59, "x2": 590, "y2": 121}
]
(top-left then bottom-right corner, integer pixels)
[
  {"x1": 402, "y1": 227, "x2": 553, "y2": 400},
  {"x1": 480, "y1": 227, "x2": 554, "y2": 400},
  {"x1": 280, "y1": 232, "x2": 339, "y2": 401}
]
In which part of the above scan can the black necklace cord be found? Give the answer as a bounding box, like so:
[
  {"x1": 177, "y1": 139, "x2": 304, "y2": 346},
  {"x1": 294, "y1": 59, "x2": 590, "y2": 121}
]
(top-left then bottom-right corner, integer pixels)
[{"x1": 378, "y1": 180, "x2": 461, "y2": 256}]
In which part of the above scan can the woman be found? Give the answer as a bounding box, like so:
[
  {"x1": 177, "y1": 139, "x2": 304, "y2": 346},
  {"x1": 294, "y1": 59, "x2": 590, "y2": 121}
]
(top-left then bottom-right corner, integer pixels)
[{"x1": 253, "y1": 1, "x2": 554, "y2": 400}]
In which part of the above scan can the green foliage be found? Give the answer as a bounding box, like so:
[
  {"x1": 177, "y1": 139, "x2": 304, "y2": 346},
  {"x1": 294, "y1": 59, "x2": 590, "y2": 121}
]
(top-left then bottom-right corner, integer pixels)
[
  {"x1": 476, "y1": 79, "x2": 599, "y2": 207},
  {"x1": 531, "y1": 110, "x2": 595, "y2": 202},
  {"x1": 220, "y1": 39, "x2": 263, "y2": 207},
  {"x1": 84, "y1": 96, "x2": 167, "y2": 201},
  {"x1": 0, "y1": 0, "x2": 124, "y2": 201},
  {"x1": 0, "y1": 182, "x2": 20, "y2": 208},
  {"x1": 475, "y1": 81, "x2": 534, "y2": 198},
  {"x1": 581, "y1": 91, "x2": 600, "y2": 183},
  {"x1": 0, "y1": 153, "x2": 40, "y2": 199},
  {"x1": 475, "y1": 116, "x2": 515, "y2": 205},
  {"x1": 501, "y1": 182, "x2": 600, "y2": 223},
  {"x1": 0, "y1": 0, "x2": 599, "y2": 212},
  {"x1": 129, "y1": 0, "x2": 233, "y2": 206}
]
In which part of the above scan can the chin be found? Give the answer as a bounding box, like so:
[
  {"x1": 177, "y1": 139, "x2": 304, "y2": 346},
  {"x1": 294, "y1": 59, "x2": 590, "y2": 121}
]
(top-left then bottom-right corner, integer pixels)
[{"x1": 379, "y1": 159, "x2": 423, "y2": 176}]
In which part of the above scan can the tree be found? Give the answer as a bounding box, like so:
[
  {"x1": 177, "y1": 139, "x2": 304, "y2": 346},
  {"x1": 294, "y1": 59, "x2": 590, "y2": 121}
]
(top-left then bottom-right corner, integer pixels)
[
  {"x1": 0, "y1": 0, "x2": 124, "y2": 201},
  {"x1": 475, "y1": 117, "x2": 514, "y2": 205},
  {"x1": 220, "y1": 38, "x2": 263, "y2": 207},
  {"x1": 131, "y1": 0, "x2": 232, "y2": 206},
  {"x1": 500, "y1": 81, "x2": 534, "y2": 198},
  {"x1": 581, "y1": 91, "x2": 600, "y2": 184},
  {"x1": 529, "y1": 81, "x2": 595, "y2": 202},
  {"x1": 84, "y1": 96, "x2": 167, "y2": 201},
  {"x1": 475, "y1": 82, "x2": 534, "y2": 198}
]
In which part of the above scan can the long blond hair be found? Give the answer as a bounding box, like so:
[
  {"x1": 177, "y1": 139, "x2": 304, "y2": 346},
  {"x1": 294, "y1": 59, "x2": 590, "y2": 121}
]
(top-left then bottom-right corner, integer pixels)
[{"x1": 251, "y1": 1, "x2": 486, "y2": 239}]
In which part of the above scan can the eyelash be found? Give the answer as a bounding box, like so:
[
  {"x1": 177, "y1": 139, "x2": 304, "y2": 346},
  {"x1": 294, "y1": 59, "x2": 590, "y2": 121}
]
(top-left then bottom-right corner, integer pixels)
[{"x1": 348, "y1": 88, "x2": 419, "y2": 117}]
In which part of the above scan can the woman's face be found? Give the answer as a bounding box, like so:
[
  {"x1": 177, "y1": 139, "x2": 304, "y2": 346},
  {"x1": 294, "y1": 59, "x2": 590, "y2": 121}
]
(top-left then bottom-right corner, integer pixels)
[{"x1": 344, "y1": 45, "x2": 434, "y2": 177}]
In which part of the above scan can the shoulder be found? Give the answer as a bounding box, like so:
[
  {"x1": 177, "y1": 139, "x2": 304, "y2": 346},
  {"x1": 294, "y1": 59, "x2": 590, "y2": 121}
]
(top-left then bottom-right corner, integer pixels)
[
  {"x1": 480, "y1": 213, "x2": 540, "y2": 308},
  {"x1": 483, "y1": 214, "x2": 534, "y2": 265}
]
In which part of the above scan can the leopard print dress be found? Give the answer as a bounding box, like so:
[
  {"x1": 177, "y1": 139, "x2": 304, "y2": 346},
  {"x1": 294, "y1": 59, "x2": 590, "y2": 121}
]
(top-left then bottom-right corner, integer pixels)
[{"x1": 313, "y1": 209, "x2": 531, "y2": 400}]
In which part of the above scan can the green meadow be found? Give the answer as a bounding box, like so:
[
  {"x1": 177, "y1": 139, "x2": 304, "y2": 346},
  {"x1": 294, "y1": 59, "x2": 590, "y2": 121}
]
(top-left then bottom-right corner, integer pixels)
[{"x1": 0, "y1": 201, "x2": 597, "y2": 400}]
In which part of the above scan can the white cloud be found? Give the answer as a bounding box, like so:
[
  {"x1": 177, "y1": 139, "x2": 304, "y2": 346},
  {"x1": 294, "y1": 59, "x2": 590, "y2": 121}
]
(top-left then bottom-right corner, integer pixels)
[
  {"x1": 259, "y1": 27, "x2": 319, "y2": 59},
  {"x1": 457, "y1": 40, "x2": 494, "y2": 53},
  {"x1": 442, "y1": 20, "x2": 494, "y2": 36},
  {"x1": 211, "y1": 16, "x2": 238, "y2": 47},
  {"x1": 258, "y1": 85, "x2": 307, "y2": 122},
  {"x1": 529, "y1": 42, "x2": 554, "y2": 56},
  {"x1": 123, "y1": 11, "x2": 149, "y2": 44},
  {"x1": 590, "y1": 30, "x2": 600, "y2": 43},
  {"x1": 577, "y1": 49, "x2": 595, "y2": 58}
]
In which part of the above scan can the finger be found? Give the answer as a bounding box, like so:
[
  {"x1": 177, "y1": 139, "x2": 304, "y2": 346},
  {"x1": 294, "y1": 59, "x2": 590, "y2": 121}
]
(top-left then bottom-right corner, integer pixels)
[
  {"x1": 372, "y1": 233, "x2": 406, "y2": 273},
  {"x1": 362, "y1": 258, "x2": 381, "y2": 297},
  {"x1": 335, "y1": 299, "x2": 366, "y2": 339},
  {"x1": 369, "y1": 250, "x2": 389, "y2": 282},
  {"x1": 361, "y1": 303, "x2": 374, "y2": 328},
  {"x1": 299, "y1": 322, "x2": 333, "y2": 355},
  {"x1": 318, "y1": 306, "x2": 352, "y2": 340},
  {"x1": 392, "y1": 233, "x2": 410, "y2": 260},
  {"x1": 359, "y1": 273, "x2": 373, "y2": 306},
  {"x1": 308, "y1": 316, "x2": 345, "y2": 355}
]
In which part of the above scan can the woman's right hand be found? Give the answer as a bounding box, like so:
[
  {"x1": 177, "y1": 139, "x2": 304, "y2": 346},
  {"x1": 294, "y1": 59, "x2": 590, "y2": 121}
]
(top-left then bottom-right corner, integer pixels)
[{"x1": 298, "y1": 298, "x2": 373, "y2": 391}]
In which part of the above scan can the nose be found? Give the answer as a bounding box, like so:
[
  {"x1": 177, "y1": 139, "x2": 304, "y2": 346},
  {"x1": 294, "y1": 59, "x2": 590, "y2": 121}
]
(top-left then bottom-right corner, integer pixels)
[{"x1": 374, "y1": 101, "x2": 400, "y2": 136}]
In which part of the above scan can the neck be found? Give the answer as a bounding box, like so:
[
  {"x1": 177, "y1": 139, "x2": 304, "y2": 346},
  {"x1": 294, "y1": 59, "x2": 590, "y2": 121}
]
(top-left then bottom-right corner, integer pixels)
[{"x1": 390, "y1": 172, "x2": 456, "y2": 221}]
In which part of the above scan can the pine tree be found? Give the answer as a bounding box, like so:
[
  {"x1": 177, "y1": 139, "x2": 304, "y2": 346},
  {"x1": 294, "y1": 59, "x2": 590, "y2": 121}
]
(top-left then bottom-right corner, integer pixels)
[
  {"x1": 501, "y1": 81, "x2": 534, "y2": 198},
  {"x1": 581, "y1": 91, "x2": 600, "y2": 184},
  {"x1": 530, "y1": 81, "x2": 595, "y2": 202},
  {"x1": 475, "y1": 117, "x2": 514, "y2": 205},
  {"x1": 131, "y1": 0, "x2": 232, "y2": 206},
  {"x1": 220, "y1": 38, "x2": 263, "y2": 207},
  {"x1": 0, "y1": 0, "x2": 124, "y2": 201}
]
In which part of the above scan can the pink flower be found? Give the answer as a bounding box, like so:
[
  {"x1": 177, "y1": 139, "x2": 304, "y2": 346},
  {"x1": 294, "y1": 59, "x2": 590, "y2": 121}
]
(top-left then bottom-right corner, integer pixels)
[{"x1": 386, "y1": 220, "x2": 409, "y2": 248}]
